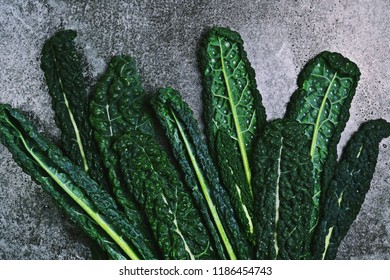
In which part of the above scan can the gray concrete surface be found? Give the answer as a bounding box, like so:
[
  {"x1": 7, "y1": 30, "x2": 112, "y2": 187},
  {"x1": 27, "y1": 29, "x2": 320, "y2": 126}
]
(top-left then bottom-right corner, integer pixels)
[{"x1": 0, "y1": 0, "x2": 389, "y2": 259}]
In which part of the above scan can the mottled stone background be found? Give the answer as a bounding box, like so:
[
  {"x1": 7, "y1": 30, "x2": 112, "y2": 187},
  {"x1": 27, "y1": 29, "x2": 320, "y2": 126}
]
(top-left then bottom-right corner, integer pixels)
[{"x1": 0, "y1": 0, "x2": 389, "y2": 259}]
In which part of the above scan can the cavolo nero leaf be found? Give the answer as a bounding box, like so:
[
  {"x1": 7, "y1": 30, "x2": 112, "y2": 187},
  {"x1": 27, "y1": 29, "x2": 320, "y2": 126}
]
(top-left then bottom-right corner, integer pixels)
[
  {"x1": 40, "y1": 29, "x2": 107, "y2": 190},
  {"x1": 200, "y1": 27, "x2": 267, "y2": 240},
  {"x1": 115, "y1": 132, "x2": 217, "y2": 260},
  {"x1": 312, "y1": 119, "x2": 390, "y2": 260},
  {"x1": 286, "y1": 51, "x2": 361, "y2": 231},
  {"x1": 151, "y1": 87, "x2": 253, "y2": 260},
  {"x1": 0, "y1": 104, "x2": 158, "y2": 260},
  {"x1": 91, "y1": 56, "x2": 215, "y2": 259},
  {"x1": 253, "y1": 119, "x2": 314, "y2": 260},
  {"x1": 89, "y1": 55, "x2": 159, "y2": 257}
]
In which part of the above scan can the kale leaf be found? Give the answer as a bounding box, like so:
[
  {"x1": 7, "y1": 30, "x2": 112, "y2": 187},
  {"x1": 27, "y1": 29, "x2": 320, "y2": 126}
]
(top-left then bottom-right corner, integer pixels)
[
  {"x1": 286, "y1": 51, "x2": 361, "y2": 231},
  {"x1": 89, "y1": 55, "x2": 160, "y2": 257},
  {"x1": 312, "y1": 119, "x2": 390, "y2": 259},
  {"x1": 0, "y1": 104, "x2": 156, "y2": 260},
  {"x1": 151, "y1": 87, "x2": 253, "y2": 260},
  {"x1": 40, "y1": 30, "x2": 108, "y2": 190},
  {"x1": 200, "y1": 27, "x2": 267, "y2": 241},
  {"x1": 253, "y1": 119, "x2": 314, "y2": 259},
  {"x1": 116, "y1": 131, "x2": 217, "y2": 259}
]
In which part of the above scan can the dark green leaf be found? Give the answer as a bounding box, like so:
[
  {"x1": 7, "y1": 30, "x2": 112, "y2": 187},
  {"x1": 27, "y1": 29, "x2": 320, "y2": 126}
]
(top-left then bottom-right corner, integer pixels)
[
  {"x1": 312, "y1": 119, "x2": 390, "y2": 259},
  {"x1": 115, "y1": 131, "x2": 217, "y2": 259},
  {"x1": 0, "y1": 104, "x2": 157, "y2": 260},
  {"x1": 286, "y1": 51, "x2": 361, "y2": 231},
  {"x1": 89, "y1": 55, "x2": 159, "y2": 257},
  {"x1": 200, "y1": 27, "x2": 267, "y2": 240},
  {"x1": 253, "y1": 119, "x2": 314, "y2": 259},
  {"x1": 40, "y1": 29, "x2": 107, "y2": 190},
  {"x1": 151, "y1": 87, "x2": 253, "y2": 260}
]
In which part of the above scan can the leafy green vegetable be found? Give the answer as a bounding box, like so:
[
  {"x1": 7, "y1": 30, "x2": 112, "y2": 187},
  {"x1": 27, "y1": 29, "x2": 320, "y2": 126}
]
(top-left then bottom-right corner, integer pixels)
[
  {"x1": 286, "y1": 51, "x2": 361, "y2": 231},
  {"x1": 89, "y1": 55, "x2": 159, "y2": 257},
  {"x1": 91, "y1": 56, "x2": 216, "y2": 259},
  {"x1": 0, "y1": 104, "x2": 157, "y2": 260},
  {"x1": 200, "y1": 27, "x2": 267, "y2": 240},
  {"x1": 312, "y1": 119, "x2": 390, "y2": 259},
  {"x1": 40, "y1": 30, "x2": 107, "y2": 190},
  {"x1": 0, "y1": 26, "x2": 387, "y2": 261},
  {"x1": 115, "y1": 131, "x2": 217, "y2": 259},
  {"x1": 151, "y1": 87, "x2": 253, "y2": 260},
  {"x1": 253, "y1": 119, "x2": 314, "y2": 259}
]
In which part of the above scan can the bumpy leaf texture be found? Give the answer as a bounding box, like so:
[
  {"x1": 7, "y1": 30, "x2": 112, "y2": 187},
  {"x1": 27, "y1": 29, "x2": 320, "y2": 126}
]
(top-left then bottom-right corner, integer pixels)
[
  {"x1": 253, "y1": 119, "x2": 314, "y2": 259},
  {"x1": 286, "y1": 51, "x2": 361, "y2": 231},
  {"x1": 40, "y1": 30, "x2": 107, "y2": 190},
  {"x1": 115, "y1": 132, "x2": 217, "y2": 259},
  {"x1": 151, "y1": 87, "x2": 253, "y2": 260},
  {"x1": 312, "y1": 119, "x2": 390, "y2": 259},
  {"x1": 201, "y1": 27, "x2": 266, "y2": 241},
  {"x1": 89, "y1": 55, "x2": 159, "y2": 257},
  {"x1": 0, "y1": 104, "x2": 157, "y2": 260},
  {"x1": 200, "y1": 27, "x2": 267, "y2": 241},
  {"x1": 91, "y1": 56, "x2": 216, "y2": 259}
]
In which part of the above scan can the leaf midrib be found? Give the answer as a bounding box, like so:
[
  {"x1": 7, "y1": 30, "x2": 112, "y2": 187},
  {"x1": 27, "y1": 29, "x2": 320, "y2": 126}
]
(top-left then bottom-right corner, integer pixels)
[
  {"x1": 310, "y1": 72, "x2": 338, "y2": 158},
  {"x1": 273, "y1": 136, "x2": 283, "y2": 259},
  {"x1": 6, "y1": 117, "x2": 139, "y2": 260},
  {"x1": 133, "y1": 139, "x2": 196, "y2": 260},
  {"x1": 53, "y1": 54, "x2": 89, "y2": 173},
  {"x1": 171, "y1": 110, "x2": 237, "y2": 260},
  {"x1": 218, "y1": 38, "x2": 253, "y2": 196}
]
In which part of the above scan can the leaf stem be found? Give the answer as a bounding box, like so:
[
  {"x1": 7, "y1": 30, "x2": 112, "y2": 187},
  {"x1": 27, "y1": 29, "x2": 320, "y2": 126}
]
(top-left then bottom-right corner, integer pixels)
[
  {"x1": 310, "y1": 73, "x2": 338, "y2": 158},
  {"x1": 171, "y1": 111, "x2": 237, "y2": 260},
  {"x1": 218, "y1": 38, "x2": 253, "y2": 196},
  {"x1": 6, "y1": 118, "x2": 140, "y2": 260}
]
